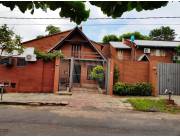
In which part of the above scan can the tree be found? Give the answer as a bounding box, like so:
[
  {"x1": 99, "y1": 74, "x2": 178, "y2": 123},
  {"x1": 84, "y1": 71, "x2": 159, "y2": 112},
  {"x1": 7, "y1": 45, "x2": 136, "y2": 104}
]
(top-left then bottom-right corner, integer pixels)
[
  {"x1": 174, "y1": 45, "x2": 180, "y2": 63},
  {"x1": 36, "y1": 35, "x2": 44, "y2": 39},
  {"x1": 90, "y1": 1, "x2": 168, "y2": 18},
  {"x1": 0, "y1": 24, "x2": 23, "y2": 61},
  {"x1": 45, "y1": 25, "x2": 61, "y2": 35},
  {"x1": 149, "y1": 26, "x2": 176, "y2": 41},
  {"x1": 119, "y1": 32, "x2": 150, "y2": 41},
  {"x1": 0, "y1": 1, "x2": 169, "y2": 24},
  {"x1": 35, "y1": 25, "x2": 61, "y2": 39},
  {"x1": 102, "y1": 32, "x2": 149, "y2": 43},
  {"x1": 0, "y1": 1, "x2": 89, "y2": 25},
  {"x1": 102, "y1": 35, "x2": 119, "y2": 43}
]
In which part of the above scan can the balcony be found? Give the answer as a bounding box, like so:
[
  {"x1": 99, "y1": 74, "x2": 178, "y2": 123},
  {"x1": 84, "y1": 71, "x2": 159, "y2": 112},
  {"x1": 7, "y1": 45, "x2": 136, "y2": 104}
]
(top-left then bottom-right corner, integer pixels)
[{"x1": 62, "y1": 51, "x2": 103, "y2": 60}]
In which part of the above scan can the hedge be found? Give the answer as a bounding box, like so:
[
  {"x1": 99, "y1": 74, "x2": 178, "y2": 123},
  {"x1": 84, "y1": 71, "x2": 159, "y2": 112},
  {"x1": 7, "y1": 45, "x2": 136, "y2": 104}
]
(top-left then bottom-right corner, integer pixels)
[{"x1": 113, "y1": 82, "x2": 152, "y2": 96}]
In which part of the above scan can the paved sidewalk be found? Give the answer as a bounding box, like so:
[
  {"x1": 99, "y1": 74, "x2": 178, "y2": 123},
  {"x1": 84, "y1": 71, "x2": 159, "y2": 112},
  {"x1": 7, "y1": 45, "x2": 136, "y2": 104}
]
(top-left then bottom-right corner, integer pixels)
[
  {"x1": 1, "y1": 92, "x2": 132, "y2": 110},
  {"x1": 2, "y1": 93, "x2": 71, "y2": 103}
]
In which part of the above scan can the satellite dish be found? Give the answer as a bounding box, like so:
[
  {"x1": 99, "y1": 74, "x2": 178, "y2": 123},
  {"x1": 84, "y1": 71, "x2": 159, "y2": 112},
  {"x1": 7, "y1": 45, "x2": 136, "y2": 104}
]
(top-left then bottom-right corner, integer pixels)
[{"x1": 130, "y1": 35, "x2": 135, "y2": 42}]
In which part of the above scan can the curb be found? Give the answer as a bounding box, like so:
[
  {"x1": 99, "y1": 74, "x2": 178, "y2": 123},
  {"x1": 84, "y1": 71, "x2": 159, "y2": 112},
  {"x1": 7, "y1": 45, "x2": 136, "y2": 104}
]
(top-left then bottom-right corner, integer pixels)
[{"x1": 0, "y1": 101, "x2": 69, "y2": 106}]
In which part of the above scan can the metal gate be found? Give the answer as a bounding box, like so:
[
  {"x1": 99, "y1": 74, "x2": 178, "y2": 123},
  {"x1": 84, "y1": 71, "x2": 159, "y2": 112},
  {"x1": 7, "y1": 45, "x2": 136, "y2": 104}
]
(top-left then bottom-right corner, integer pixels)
[
  {"x1": 59, "y1": 59, "x2": 70, "y2": 91},
  {"x1": 158, "y1": 63, "x2": 180, "y2": 95}
]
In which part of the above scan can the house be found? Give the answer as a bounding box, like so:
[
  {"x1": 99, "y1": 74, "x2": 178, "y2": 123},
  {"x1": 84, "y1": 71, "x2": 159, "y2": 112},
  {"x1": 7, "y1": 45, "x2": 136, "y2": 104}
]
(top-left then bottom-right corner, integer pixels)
[
  {"x1": 108, "y1": 39, "x2": 180, "y2": 95},
  {"x1": 0, "y1": 27, "x2": 180, "y2": 96},
  {"x1": 0, "y1": 27, "x2": 108, "y2": 94},
  {"x1": 110, "y1": 39, "x2": 180, "y2": 62}
]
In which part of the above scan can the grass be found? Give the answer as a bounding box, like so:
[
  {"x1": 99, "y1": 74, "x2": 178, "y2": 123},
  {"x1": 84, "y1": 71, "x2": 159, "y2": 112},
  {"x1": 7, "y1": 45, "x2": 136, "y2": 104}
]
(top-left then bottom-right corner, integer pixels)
[{"x1": 127, "y1": 98, "x2": 180, "y2": 113}]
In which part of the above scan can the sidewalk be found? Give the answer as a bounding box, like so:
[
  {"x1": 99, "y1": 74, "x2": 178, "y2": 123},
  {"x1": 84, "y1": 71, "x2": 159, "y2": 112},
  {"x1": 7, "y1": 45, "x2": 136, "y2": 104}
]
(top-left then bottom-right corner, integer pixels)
[
  {"x1": 0, "y1": 92, "x2": 133, "y2": 110},
  {"x1": 1, "y1": 93, "x2": 70, "y2": 106}
]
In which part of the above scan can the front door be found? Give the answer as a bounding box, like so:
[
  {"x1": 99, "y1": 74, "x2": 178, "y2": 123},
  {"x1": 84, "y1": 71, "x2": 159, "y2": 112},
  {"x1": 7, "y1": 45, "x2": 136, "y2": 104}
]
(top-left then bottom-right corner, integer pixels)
[{"x1": 73, "y1": 63, "x2": 81, "y2": 83}]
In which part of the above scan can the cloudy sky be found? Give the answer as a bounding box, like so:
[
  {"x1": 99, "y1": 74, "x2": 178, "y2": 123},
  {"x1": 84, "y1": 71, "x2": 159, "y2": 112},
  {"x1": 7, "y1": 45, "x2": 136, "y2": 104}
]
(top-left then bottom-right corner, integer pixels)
[{"x1": 1, "y1": 1, "x2": 180, "y2": 42}]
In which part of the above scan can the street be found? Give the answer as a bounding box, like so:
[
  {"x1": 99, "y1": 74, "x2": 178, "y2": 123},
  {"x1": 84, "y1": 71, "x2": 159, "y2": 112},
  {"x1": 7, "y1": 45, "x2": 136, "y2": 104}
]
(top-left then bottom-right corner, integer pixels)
[{"x1": 0, "y1": 105, "x2": 180, "y2": 136}]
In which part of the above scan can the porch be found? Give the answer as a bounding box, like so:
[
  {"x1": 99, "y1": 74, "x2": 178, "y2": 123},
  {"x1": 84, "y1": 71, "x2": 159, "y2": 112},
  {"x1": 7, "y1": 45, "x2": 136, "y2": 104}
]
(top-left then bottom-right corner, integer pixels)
[{"x1": 57, "y1": 57, "x2": 107, "y2": 93}]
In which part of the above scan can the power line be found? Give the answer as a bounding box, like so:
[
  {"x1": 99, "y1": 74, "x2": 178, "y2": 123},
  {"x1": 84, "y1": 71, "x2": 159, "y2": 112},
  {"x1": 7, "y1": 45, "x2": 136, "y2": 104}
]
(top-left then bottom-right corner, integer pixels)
[
  {"x1": 1, "y1": 23, "x2": 180, "y2": 26},
  {"x1": 1, "y1": 16, "x2": 180, "y2": 20}
]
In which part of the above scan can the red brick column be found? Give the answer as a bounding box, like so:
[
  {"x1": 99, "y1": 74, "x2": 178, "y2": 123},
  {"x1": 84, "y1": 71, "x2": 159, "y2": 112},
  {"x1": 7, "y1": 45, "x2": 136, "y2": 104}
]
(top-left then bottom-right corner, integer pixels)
[
  {"x1": 53, "y1": 58, "x2": 60, "y2": 94},
  {"x1": 149, "y1": 61, "x2": 158, "y2": 96},
  {"x1": 109, "y1": 59, "x2": 114, "y2": 95}
]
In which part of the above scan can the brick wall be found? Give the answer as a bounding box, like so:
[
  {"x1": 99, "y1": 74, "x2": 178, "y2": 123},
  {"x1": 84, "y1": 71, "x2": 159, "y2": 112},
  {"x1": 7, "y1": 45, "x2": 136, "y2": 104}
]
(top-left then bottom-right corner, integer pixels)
[
  {"x1": 0, "y1": 59, "x2": 55, "y2": 93},
  {"x1": 114, "y1": 59, "x2": 149, "y2": 84}
]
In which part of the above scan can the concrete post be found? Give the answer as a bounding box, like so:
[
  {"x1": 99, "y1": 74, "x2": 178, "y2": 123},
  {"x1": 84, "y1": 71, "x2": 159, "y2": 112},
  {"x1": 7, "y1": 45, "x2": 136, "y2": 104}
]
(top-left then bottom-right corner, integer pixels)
[
  {"x1": 69, "y1": 57, "x2": 74, "y2": 91},
  {"x1": 108, "y1": 59, "x2": 114, "y2": 95},
  {"x1": 53, "y1": 57, "x2": 60, "y2": 94}
]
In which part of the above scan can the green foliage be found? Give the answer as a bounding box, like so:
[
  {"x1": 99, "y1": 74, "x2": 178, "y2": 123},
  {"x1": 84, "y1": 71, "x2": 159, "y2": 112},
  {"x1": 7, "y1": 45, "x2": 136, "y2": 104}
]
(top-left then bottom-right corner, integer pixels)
[
  {"x1": 0, "y1": 1, "x2": 89, "y2": 25},
  {"x1": 149, "y1": 26, "x2": 176, "y2": 41},
  {"x1": 90, "y1": 2, "x2": 168, "y2": 18},
  {"x1": 91, "y1": 65, "x2": 104, "y2": 81},
  {"x1": 36, "y1": 35, "x2": 44, "y2": 39},
  {"x1": 119, "y1": 32, "x2": 150, "y2": 41},
  {"x1": 102, "y1": 32, "x2": 150, "y2": 42},
  {"x1": 113, "y1": 82, "x2": 152, "y2": 96},
  {"x1": 0, "y1": 1, "x2": 168, "y2": 24},
  {"x1": 128, "y1": 98, "x2": 180, "y2": 113},
  {"x1": 34, "y1": 50, "x2": 64, "y2": 62},
  {"x1": 175, "y1": 45, "x2": 180, "y2": 55},
  {"x1": 45, "y1": 25, "x2": 61, "y2": 35},
  {"x1": 174, "y1": 45, "x2": 180, "y2": 63},
  {"x1": 0, "y1": 24, "x2": 23, "y2": 59},
  {"x1": 102, "y1": 35, "x2": 119, "y2": 43},
  {"x1": 35, "y1": 25, "x2": 61, "y2": 39},
  {"x1": 113, "y1": 64, "x2": 119, "y2": 83}
]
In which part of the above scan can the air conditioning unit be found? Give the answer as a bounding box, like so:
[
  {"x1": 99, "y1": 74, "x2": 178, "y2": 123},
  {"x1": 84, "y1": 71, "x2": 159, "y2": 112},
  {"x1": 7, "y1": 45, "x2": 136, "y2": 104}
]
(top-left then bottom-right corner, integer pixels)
[
  {"x1": 25, "y1": 54, "x2": 37, "y2": 62},
  {"x1": 173, "y1": 55, "x2": 180, "y2": 61},
  {"x1": 144, "y1": 48, "x2": 150, "y2": 53}
]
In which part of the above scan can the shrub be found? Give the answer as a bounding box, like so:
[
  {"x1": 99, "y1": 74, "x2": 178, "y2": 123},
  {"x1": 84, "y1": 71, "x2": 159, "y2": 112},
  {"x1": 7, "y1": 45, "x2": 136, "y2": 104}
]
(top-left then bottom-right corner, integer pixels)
[
  {"x1": 91, "y1": 65, "x2": 104, "y2": 88},
  {"x1": 113, "y1": 82, "x2": 152, "y2": 96},
  {"x1": 113, "y1": 64, "x2": 119, "y2": 83},
  {"x1": 91, "y1": 65, "x2": 104, "y2": 81}
]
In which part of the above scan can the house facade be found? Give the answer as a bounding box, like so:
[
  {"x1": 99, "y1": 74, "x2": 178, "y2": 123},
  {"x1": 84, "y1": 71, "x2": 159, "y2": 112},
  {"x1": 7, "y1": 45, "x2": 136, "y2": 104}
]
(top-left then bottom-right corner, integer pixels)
[
  {"x1": 0, "y1": 27, "x2": 179, "y2": 95},
  {"x1": 108, "y1": 39, "x2": 180, "y2": 95},
  {"x1": 0, "y1": 27, "x2": 108, "y2": 93}
]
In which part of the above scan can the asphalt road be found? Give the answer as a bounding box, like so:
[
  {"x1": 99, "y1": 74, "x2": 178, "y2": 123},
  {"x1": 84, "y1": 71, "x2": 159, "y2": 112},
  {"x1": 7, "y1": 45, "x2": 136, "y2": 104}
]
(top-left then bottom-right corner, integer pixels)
[{"x1": 0, "y1": 105, "x2": 180, "y2": 136}]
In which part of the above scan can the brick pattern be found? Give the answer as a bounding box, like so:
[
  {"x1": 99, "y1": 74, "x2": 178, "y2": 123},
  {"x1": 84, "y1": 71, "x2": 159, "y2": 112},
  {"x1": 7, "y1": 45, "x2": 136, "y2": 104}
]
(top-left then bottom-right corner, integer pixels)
[
  {"x1": 117, "y1": 60, "x2": 149, "y2": 83},
  {"x1": 0, "y1": 59, "x2": 55, "y2": 93}
]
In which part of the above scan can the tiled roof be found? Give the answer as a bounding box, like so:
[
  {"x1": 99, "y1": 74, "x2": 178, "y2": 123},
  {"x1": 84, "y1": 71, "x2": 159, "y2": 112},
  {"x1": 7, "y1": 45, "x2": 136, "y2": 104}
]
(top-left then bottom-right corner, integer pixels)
[{"x1": 22, "y1": 30, "x2": 72, "y2": 52}]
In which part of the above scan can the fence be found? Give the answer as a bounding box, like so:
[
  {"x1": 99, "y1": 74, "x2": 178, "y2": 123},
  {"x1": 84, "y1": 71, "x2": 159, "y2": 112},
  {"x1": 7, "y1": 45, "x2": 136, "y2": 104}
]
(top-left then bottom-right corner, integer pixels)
[{"x1": 158, "y1": 63, "x2": 180, "y2": 95}]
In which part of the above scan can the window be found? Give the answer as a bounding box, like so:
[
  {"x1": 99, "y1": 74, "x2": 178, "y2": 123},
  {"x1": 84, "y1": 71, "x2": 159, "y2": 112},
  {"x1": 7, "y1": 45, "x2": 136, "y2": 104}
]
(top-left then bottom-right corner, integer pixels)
[
  {"x1": 11, "y1": 83, "x2": 16, "y2": 88},
  {"x1": 87, "y1": 65, "x2": 95, "y2": 80},
  {"x1": 117, "y1": 49, "x2": 123, "y2": 60},
  {"x1": 17, "y1": 58, "x2": 27, "y2": 67},
  {"x1": 0, "y1": 58, "x2": 9, "y2": 65},
  {"x1": 151, "y1": 49, "x2": 166, "y2": 56},
  {"x1": 71, "y1": 44, "x2": 81, "y2": 58}
]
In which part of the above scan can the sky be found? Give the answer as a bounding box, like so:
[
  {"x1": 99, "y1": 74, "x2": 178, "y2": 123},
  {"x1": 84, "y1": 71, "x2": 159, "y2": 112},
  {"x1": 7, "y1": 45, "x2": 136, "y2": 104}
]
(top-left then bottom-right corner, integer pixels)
[{"x1": 1, "y1": 1, "x2": 180, "y2": 42}]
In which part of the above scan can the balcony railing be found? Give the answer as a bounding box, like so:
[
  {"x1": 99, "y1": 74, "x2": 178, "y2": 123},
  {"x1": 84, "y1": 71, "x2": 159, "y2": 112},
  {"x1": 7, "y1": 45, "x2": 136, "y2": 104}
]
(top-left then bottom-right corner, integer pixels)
[
  {"x1": 116, "y1": 55, "x2": 132, "y2": 61},
  {"x1": 62, "y1": 51, "x2": 102, "y2": 59}
]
